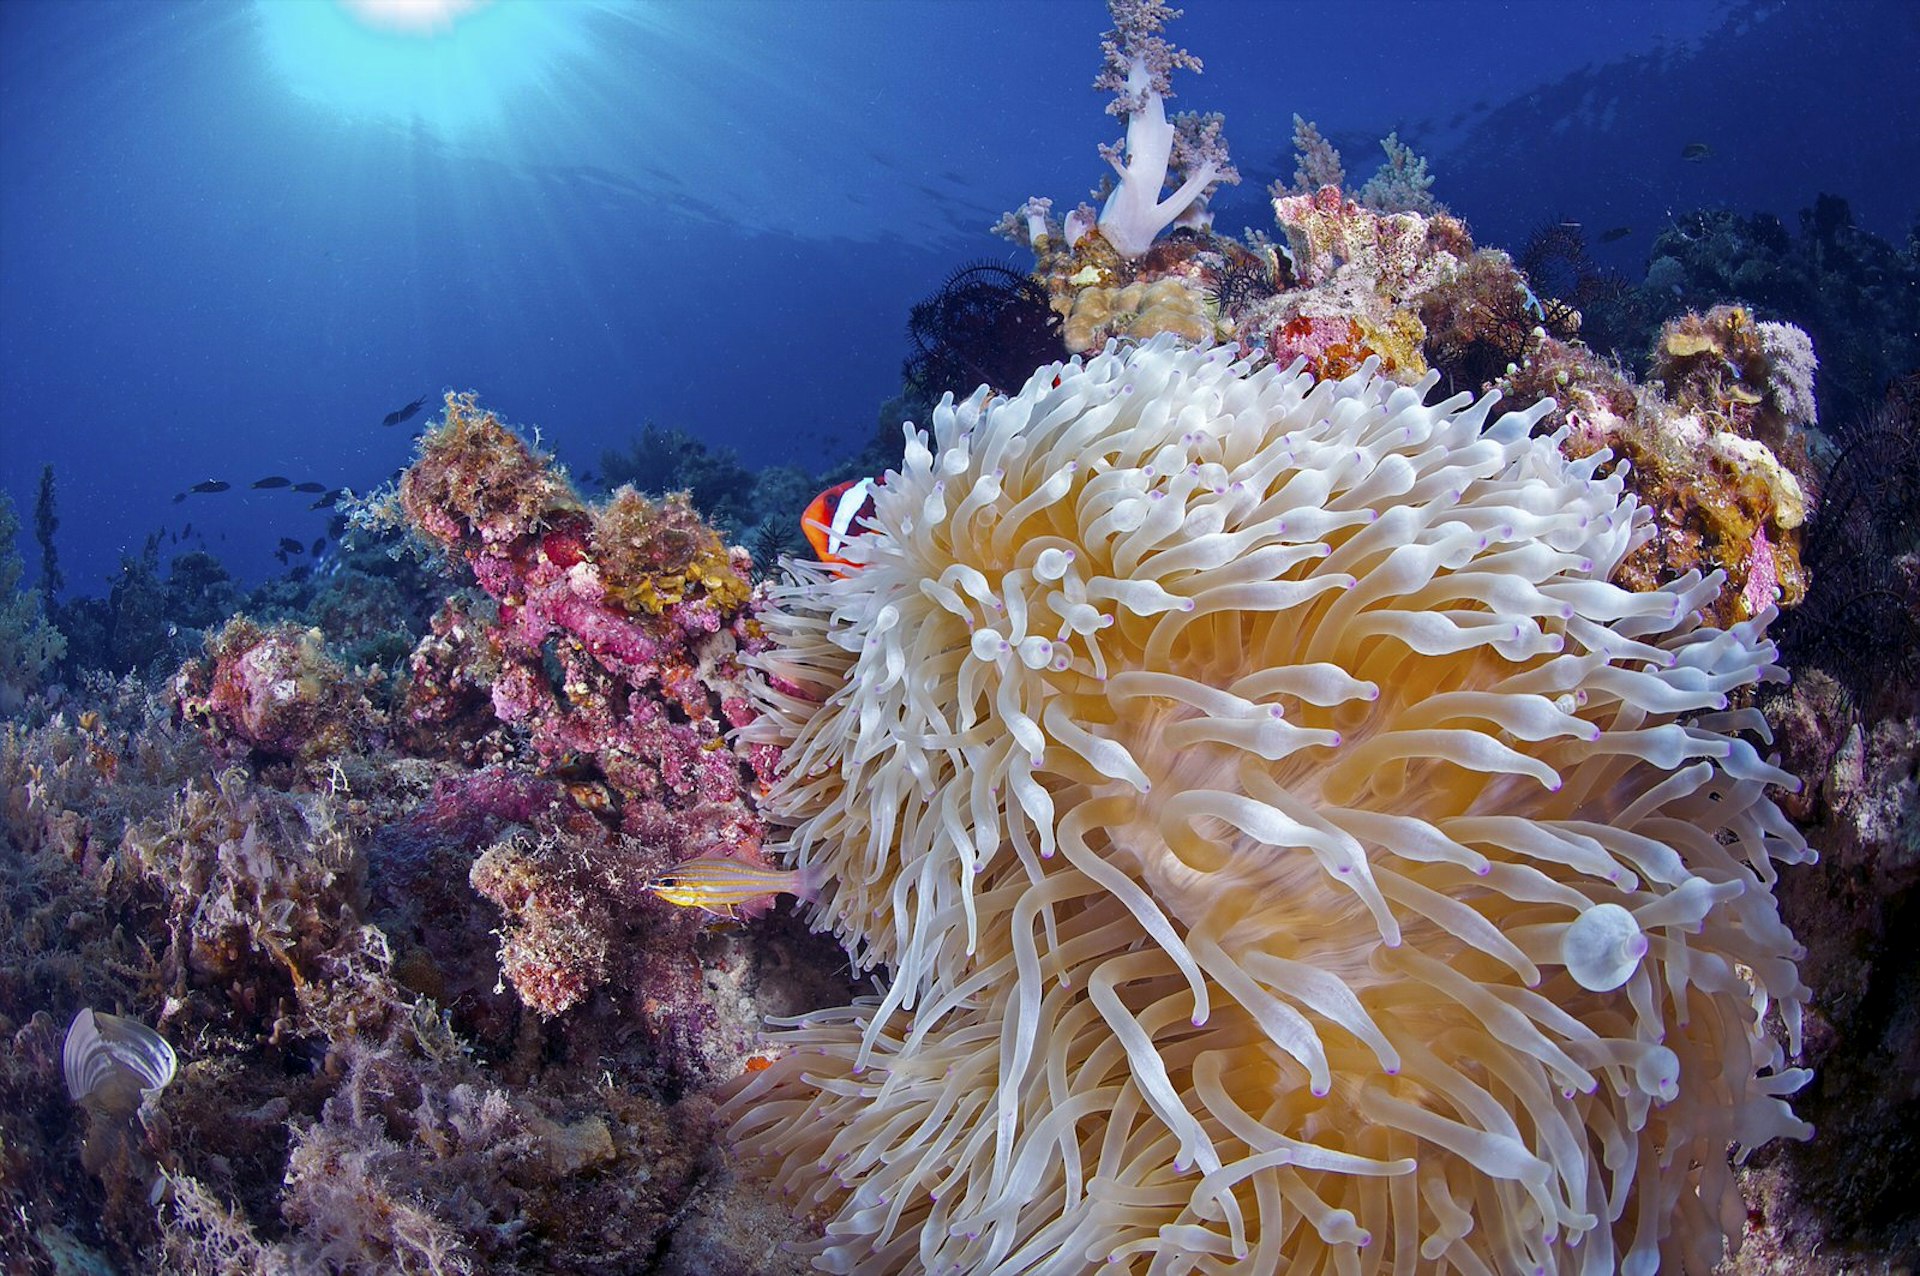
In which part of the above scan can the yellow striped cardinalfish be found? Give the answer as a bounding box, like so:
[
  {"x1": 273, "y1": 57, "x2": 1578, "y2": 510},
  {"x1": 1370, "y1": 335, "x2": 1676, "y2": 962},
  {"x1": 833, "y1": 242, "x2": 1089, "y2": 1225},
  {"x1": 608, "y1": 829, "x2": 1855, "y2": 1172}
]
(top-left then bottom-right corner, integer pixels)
[{"x1": 644, "y1": 853, "x2": 812, "y2": 921}]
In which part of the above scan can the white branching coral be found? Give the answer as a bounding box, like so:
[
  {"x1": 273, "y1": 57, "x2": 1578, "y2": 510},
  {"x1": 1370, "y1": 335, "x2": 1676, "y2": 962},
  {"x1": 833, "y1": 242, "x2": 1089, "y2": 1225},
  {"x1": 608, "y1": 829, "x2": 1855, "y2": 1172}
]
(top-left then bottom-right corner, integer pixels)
[
  {"x1": 1092, "y1": 0, "x2": 1238, "y2": 256},
  {"x1": 728, "y1": 336, "x2": 1813, "y2": 1273}
]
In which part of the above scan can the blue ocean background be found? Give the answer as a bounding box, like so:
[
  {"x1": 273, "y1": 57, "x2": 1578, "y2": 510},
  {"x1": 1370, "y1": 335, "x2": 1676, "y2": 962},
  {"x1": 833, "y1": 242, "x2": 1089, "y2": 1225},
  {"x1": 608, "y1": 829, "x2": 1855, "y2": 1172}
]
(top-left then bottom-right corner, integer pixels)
[{"x1": 2, "y1": 0, "x2": 1915, "y2": 593}]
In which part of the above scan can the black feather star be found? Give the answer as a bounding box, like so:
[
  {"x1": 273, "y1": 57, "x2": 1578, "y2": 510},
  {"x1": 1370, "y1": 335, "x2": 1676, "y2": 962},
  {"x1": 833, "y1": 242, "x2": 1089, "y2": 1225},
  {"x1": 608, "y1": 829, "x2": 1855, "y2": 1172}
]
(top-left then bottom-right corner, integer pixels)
[
  {"x1": 904, "y1": 261, "x2": 1065, "y2": 402},
  {"x1": 1779, "y1": 372, "x2": 1920, "y2": 708},
  {"x1": 1206, "y1": 260, "x2": 1279, "y2": 317}
]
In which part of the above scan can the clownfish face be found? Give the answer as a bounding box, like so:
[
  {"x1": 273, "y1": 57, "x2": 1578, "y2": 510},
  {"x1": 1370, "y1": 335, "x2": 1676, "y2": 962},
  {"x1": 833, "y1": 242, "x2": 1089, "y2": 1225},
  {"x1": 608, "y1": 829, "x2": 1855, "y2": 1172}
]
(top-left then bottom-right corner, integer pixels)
[{"x1": 801, "y1": 477, "x2": 879, "y2": 568}]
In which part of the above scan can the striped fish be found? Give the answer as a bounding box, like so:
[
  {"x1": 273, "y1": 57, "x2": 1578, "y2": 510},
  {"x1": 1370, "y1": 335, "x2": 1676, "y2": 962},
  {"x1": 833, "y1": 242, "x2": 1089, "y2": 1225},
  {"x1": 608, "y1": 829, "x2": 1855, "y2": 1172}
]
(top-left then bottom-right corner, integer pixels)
[
  {"x1": 801, "y1": 477, "x2": 879, "y2": 569},
  {"x1": 644, "y1": 854, "x2": 810, "y2": 920}
]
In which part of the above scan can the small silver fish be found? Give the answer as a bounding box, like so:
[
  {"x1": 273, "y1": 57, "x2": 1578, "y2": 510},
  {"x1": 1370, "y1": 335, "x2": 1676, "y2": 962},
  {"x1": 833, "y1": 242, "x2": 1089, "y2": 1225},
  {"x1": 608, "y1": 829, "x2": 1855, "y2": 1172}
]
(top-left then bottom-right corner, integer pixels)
[{"x1": 645, "y1": 854, "x2": 810, "y2": 920}]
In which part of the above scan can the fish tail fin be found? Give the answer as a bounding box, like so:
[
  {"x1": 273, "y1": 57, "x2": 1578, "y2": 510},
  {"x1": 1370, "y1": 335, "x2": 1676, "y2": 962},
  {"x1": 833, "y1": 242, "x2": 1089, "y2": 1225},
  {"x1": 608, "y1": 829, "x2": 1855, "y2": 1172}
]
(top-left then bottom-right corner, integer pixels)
[{"x1": 789, "y1": 860, "x2": 821, "y2": 907}]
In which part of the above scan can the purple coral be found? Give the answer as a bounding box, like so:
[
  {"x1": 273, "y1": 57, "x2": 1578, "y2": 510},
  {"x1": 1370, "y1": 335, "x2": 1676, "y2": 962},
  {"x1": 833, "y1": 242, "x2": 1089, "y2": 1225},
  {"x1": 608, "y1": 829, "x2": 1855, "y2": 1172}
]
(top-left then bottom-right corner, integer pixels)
[{"x1": 1095, "y1": 0, "x2": 1201, "y2": 113}]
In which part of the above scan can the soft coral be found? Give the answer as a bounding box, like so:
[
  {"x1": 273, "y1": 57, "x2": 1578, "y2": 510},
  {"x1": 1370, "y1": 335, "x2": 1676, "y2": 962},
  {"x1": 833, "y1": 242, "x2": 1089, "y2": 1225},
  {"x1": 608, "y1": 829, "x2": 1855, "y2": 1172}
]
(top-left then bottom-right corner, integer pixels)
[{"x1": 1092, "y1": 0, "x2": 1238, "y2": 257}]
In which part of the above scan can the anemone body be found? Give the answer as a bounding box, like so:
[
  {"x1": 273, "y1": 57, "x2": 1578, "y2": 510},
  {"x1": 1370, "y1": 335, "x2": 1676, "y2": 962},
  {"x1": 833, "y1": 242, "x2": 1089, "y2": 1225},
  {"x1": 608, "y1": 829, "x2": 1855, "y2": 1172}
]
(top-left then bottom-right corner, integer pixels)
[{"x1": 726, "y1": 336, "x2": 1812, "y2": 1275}]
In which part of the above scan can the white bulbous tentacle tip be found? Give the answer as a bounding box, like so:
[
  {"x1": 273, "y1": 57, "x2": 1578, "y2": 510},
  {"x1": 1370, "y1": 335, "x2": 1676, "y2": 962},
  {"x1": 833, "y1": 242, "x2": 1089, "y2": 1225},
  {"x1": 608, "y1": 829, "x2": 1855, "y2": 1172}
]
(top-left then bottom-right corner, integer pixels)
[
  {"x1": 1562, "y1": 902, "x2": 1648, "y2": 992},
  {"x1": 970, "y1": 628, "x2": 1010, "y2": 662}
]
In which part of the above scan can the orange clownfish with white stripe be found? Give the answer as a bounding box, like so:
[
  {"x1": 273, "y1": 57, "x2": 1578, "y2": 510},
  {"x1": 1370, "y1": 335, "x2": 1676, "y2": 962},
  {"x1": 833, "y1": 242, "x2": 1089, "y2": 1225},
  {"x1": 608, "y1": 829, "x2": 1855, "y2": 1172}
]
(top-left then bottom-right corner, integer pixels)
[{"x1": 801, "y1": 477, "x2": 880, "y2": 570}]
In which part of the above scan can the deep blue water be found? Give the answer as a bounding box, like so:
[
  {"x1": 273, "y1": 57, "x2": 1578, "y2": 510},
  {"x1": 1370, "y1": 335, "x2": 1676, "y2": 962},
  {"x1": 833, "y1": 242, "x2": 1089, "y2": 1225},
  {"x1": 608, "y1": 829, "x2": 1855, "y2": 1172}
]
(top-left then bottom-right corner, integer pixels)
[{"x1": 2, "y1": 0, "x2": 1915, "y2": 591}]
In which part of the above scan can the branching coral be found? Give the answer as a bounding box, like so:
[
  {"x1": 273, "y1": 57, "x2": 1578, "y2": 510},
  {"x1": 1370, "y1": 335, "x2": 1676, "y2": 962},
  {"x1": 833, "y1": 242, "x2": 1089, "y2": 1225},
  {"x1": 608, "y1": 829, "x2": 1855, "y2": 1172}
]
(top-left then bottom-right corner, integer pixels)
[
  {"x1": 1090, "y1": 0, "x2": 1239, "y2": 257},
  {"x1": 1356, "y1": 131, "x2": 1438, "y2": 215},
  {"x1": 726, "y1": 337, "x2": 1812, "y2": 1273},
  {"x1": 1282, "y1": 115, "x2": 1344, "y2": 196}
]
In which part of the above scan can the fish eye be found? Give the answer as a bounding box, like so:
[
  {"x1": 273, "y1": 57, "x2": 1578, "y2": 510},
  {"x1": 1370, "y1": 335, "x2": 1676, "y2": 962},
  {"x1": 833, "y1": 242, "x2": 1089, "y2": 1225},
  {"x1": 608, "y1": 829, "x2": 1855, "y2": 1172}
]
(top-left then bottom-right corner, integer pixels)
[{"x1": 656, "y1": 876, "x2": 678, "y2": 889}]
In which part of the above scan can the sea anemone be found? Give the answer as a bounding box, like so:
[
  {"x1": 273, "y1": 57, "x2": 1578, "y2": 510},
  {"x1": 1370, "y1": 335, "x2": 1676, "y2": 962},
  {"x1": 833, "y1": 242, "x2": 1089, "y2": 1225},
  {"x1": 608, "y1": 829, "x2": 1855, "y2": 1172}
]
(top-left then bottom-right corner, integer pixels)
[{"x1": 727, "y1": 336, "x2": 1812, "y2": 1273}]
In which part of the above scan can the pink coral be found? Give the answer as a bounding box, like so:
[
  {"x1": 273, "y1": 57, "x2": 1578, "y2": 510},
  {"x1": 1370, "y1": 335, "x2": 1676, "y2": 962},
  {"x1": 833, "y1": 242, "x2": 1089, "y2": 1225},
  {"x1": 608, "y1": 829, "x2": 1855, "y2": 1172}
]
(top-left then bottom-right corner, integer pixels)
[
  {"x1": 1743, "y1": 522, "x2": 1783, "y2": 619},
  {"x1": 395, "y1": 398, "x2": 772, "y2": 835},
  {"x1": 172, "y1": 617, "x2": 369, "y2": 763},
  {"x1": 388, "y1": 397, "x2": 788, "y2": 1026},
  {"x1": 1270, "y1": 185, "x2": 1463, "y2": 298},
  {"x1": 1267, "y1": 311, "x2": 1356, "y2": 370}
]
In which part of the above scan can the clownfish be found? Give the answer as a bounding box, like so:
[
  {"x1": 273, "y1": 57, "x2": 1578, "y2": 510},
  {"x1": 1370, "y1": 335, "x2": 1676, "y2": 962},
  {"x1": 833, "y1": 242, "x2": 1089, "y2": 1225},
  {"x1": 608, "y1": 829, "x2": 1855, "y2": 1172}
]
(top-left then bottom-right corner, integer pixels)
[{"x1": 801, "y1": 477, "x2": 879, "y2": 568}]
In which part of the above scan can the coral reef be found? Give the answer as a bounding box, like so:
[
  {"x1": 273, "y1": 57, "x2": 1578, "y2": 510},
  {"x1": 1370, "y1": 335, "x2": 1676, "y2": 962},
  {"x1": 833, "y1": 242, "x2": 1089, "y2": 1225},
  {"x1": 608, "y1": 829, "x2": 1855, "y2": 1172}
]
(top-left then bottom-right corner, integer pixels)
[
  {"x1": 1638, "y1": 196, "x2": 1920, "y2": 428},
  {"x1": 1421, "y1": 243, "x2": 1583, "y2": 386},
  {"x1": 1269, "y1": 183, "x2": 1468, "y2": 299},
  {"x1": 1006, "y1": 94, "x2": 1815, "y2": 638},
  {"x1": 1061, "y1": 276, "x2": 1212, "y2": 352},
  {"x1": 0, "y1": 581, "x2": 840, "y2": 1275},
  {"x1": 590, "y1": 487, "x2": 752, "y2": 618},
  {"x1": 988, "y1": 6, "x2": 1847, "y2": 654},
  {"x1": 171, "y1": 617, "x2": 375, "y2": 766},
  {"x1": 161, "y1": 550, "x2": 244, "y2": 633},
  {"x1": 0, "y1": 386, "x2": 863, "y2": 1272},
  {"x1": 395, "y1": 597, "x2": 508, "y2": 763},
  {"x1": 1746, "y1": 686, "x2": 1920, "y2": 1266},
  {"x1": 107, "y1": 762, "x2": 730, "y2": 1275},
  {"x1": 1489, "y1": 301, "x2": 1820, "y2": 629},
  {"x1": 7, "y1": 2, "x2": 1916, "y2": 1271},
  {"x1": 392, "y1": 395, "x2": 770, "y2": 797},
  {"x1": 0, "y1": 683, "x2": 218, "y2": 1269},
  {"x1": 362, "y1": 394, "x2": 786, "y2": 1032}
]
